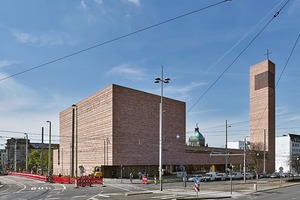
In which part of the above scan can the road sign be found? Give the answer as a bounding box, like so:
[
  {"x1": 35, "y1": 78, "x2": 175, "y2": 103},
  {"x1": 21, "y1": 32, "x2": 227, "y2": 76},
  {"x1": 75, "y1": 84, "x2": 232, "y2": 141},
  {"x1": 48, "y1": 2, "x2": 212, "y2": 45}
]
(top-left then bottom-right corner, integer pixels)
[
  {"x1": 194, "y1": 178, "x2": 200, "y2": 192},
  {"x1": 194, "y1": 182, "x2": 200, "y2": 192},
  {"x1": 279, "y1": 167, "x2": 283, "y2": 172}
]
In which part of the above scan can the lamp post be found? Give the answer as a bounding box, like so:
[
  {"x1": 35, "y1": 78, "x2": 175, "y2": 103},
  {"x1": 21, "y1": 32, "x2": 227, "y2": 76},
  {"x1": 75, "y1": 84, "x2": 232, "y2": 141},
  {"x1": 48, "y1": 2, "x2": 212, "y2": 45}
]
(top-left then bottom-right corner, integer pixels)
[
  {"x1": 24, "y1": 133, "x2": 28, "y2": 172},
  {"x1": 225, "y1": 120, "x2": 231, "y2": 174},
  {"x1": 297, "y1": 157, "x2": 299, "y2": 174},
  {"x1": 263, "y1": 129, "x2": 266, "y2": 174},
  {"x1": 72, "y1": 104, "x2": 78, "y2": 177},
  {"x1": 154, "y1": 66, "x2": 170, "y2": 191},
  {"x1": 46, "y1": 121, "x2": 52, "y2": 176}
]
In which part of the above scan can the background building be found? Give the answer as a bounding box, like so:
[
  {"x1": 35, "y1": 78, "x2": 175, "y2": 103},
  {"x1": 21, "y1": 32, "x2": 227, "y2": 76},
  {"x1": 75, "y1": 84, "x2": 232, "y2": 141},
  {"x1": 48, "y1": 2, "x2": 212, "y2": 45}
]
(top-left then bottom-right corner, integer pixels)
[
  {"x1": 0, "y1": 149, "x2": 6, "y2": 173},
  {"x1": 250, "y1": 60, "x2": 276, "y2": 173},
  {"x1": 227, "y1": 140, "x2": 250, "y2": 150},
  {"x1": 5, "y1": 138, "x2": 28, "y2": 171},
  {"x1": 276, "y1": 134, "x2": 300, "y2": 174},
  {"x1": 188, "y1": 124, "x2": 205, "y2": 147}
]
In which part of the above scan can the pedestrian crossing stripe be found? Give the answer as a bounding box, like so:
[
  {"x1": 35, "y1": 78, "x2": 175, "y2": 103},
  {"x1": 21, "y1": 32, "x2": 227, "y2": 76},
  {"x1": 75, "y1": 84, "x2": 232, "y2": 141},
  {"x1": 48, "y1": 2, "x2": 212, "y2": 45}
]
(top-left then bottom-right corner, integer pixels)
[{"x1": 31, "y1": 187, "x2": 51, "y2": 190}]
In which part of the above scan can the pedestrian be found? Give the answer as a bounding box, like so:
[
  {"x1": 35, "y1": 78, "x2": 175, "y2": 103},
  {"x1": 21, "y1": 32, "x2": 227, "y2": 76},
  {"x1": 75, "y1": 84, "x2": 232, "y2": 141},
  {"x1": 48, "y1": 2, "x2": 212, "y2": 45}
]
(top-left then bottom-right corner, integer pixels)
[{"x1": 130, "y1": 172, "x2": 133, "y2": 183}]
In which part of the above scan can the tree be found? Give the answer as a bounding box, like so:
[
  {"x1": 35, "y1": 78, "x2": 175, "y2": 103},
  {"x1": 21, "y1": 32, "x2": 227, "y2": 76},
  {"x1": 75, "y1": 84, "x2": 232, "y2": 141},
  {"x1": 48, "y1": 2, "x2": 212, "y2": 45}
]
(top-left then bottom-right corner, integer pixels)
[
  {"x1": 28, "y1": 150, "x2": 49, "y2": 174},
  {"x1": 247, "y1": 142, "x2": 266, "y2": 173}
]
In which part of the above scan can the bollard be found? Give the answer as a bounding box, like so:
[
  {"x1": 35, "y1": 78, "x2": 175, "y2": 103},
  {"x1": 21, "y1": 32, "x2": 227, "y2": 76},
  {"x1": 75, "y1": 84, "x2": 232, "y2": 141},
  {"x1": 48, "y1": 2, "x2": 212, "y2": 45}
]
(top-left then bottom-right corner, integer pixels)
[
  {"x1": 74, "y1": 178, "x2": 79, "y2": 188},
  {"x1": 183, "y1": 176, "x2": 186, "y2": 187},
  {"x1": 253, "y1": 184, "x2": 257, "y2": 192}
]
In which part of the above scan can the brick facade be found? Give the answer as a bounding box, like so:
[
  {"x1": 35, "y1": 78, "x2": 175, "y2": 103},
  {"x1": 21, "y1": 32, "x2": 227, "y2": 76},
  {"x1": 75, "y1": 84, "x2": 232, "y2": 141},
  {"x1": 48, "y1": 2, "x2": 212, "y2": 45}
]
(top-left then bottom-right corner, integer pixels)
[
  {"x1": 250, "y1": 60, "x2": 275, "y2": 173},
  {"x1": 53, "y1": 84, "x2": 245, "y2": 176}
]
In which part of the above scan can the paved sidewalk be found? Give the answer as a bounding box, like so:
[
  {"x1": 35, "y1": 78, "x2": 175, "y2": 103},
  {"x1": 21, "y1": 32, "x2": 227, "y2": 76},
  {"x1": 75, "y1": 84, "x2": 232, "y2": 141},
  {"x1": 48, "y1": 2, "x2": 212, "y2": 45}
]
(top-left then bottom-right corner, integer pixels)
[{"x1": 104, "y1": 177, "x2": 300, "y2": 199}]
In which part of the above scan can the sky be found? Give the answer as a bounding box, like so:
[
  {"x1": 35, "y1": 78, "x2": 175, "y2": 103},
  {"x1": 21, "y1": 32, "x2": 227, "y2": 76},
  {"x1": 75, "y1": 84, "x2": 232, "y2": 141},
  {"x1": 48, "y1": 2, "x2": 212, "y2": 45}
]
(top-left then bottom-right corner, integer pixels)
[{"x1": 0, "y1": 0, "x2": 300, "y2": 149}]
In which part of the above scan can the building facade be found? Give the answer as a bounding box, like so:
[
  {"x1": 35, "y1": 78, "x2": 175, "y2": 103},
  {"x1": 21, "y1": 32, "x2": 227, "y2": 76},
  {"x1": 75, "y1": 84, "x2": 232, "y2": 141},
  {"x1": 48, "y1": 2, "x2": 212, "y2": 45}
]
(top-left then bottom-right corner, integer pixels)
[
  {"x1": 5, "y1": 138, "x2": 28, "y2": 171},
  {"x1": 250, "y1": 60, "x2": 275, "y2": 173},
  {"x1": 276, "y1": 134, "x2": 300, "y2": 173},
  {"x1": 53, "y1": 84, "x2": 244, "y2": 177},
  {"x1": 0, "y1": 149, "x2": 6, "y2": 173}
]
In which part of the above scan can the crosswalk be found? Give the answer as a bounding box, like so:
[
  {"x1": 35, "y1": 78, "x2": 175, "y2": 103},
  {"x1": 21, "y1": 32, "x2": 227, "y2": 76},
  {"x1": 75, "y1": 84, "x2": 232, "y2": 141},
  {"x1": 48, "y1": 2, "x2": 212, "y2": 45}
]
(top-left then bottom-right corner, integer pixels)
[{"x1": 30, "y1": 186, "x2": 51, "y2": 190}]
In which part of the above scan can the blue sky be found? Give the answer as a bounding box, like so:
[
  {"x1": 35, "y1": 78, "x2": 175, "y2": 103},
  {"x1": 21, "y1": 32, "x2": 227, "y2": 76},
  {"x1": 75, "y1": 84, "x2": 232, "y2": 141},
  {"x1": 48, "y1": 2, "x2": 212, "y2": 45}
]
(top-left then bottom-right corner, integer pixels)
[{"x1": 0, "y1": 0, "x2": 300, "y2": 148}]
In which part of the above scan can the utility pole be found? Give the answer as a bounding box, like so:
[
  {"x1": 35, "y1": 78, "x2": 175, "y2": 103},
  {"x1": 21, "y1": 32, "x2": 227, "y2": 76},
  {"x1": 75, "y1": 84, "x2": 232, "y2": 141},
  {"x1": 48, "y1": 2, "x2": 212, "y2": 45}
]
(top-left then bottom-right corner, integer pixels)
[
  {"x1": 14, "y1": 140, "x2": 17, "y2": 171},
  {"x1": 263, "y1": 129, "x2": 266, "y2": 173},
  {"x1": 243, "y1": 137, "x2": 246, "y2": 183},
  {"x1": 71, "y1": 107, "x2": 75, "y2": 177},
  {"x1": 41, "y1": 127, "x2": 44, "y2": 175},
  {"x1": 46, "y1": 121, "x2": 52, "y2": 177},
  {"x1": 24, "y1": 133, "x2": 28, "y2": 172}
]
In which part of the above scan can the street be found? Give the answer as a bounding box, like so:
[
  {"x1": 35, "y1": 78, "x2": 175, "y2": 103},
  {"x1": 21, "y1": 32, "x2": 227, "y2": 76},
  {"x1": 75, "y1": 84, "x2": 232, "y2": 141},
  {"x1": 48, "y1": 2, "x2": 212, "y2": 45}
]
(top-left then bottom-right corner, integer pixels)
[
  {"x1": 1, "y1": 175, "x2": 300, "y2": 199},
  {"x1": 235, "y1": 185, "x2": 300, "y2": 200}
]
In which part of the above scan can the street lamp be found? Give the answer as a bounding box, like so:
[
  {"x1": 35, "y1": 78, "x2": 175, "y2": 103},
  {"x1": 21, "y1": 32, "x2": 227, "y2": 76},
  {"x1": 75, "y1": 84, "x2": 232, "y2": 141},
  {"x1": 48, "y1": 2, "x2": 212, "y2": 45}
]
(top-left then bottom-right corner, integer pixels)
[
  {"x1": 46, "y1": 121, "x2": 52, "y2": 176},
  {"x1": 24, "y1": 133, "x2": 28, "y2": 172},
  {"x1": 154, "y1": 66, "x2": 170, "y2": 191},
  {"x1": 297, "y1": 157, "x2": 299, "y2": 174},
  {"x1": 225, "y1": 120, "x2": 231, "y2": 174},
  {"x1": 72, "y1": 104, "x2": 78, "y2": 177}
]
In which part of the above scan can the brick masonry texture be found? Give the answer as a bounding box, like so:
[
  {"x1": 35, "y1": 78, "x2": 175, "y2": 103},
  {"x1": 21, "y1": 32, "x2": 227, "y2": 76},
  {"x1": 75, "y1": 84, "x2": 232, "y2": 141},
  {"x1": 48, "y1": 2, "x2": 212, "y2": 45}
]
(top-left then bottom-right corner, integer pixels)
[
  {"x1": 53, "y1": 84, "x2": 245, "y2": 175},
  {"x1": 250, "y1": 60, "x2": 275, "y2": 173}
]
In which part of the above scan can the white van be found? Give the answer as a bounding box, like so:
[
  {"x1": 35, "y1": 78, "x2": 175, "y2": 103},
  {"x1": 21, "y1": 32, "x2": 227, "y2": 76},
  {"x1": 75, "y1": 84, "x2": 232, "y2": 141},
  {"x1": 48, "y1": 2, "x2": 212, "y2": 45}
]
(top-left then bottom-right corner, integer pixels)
[{"x1": 203, "y1": 172, "x2": 217, "y2": 181}]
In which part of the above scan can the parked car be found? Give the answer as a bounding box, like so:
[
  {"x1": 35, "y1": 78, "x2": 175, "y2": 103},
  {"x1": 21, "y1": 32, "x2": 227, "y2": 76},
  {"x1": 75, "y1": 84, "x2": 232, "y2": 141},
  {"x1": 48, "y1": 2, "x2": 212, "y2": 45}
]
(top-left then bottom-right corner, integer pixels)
[
  {"x1": 259, "y1": 173, "x2": 271, "y2": 178},
  {"x1": 243, "y1": 173, "x2": 254, "y2": 179},
  {"x1": 270, "y1": 172, "x2": 280, "y2": 178},
  {"x1": 216, "y1": 173, "x2": 227, "y2": 181},
  {"x1": 228, "y1": 172, "x2": 243, "y2": 180},
  {"x1": 203, "y1": 172, "x2": 217, "y2": 181},
  {"x1": 187, "y1": 175, "x2": 203, "y2": 182}
]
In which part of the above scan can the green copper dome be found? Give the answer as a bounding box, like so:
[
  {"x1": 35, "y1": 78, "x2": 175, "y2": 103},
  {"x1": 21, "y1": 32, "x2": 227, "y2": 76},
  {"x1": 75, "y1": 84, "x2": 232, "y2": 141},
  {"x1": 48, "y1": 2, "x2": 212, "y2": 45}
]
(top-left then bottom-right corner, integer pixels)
[{"x1": 188, "y1": 124, "x2": 205, "y2": 146}]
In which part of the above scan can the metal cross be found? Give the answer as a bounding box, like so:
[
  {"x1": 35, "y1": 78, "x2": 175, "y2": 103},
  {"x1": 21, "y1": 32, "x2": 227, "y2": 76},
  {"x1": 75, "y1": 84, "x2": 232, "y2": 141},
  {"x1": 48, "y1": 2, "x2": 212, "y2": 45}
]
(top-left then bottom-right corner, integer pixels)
[{"x1": 264, "y1": 49, "x2": 272, "y2": 60}]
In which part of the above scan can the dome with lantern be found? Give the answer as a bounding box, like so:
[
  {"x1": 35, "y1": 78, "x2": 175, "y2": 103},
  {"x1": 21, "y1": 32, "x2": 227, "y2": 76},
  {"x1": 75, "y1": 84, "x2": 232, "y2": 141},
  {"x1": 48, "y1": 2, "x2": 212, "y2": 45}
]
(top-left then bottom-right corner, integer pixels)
[{"x1": 188, "y1": 124, "x2": 205, "y2": 146}]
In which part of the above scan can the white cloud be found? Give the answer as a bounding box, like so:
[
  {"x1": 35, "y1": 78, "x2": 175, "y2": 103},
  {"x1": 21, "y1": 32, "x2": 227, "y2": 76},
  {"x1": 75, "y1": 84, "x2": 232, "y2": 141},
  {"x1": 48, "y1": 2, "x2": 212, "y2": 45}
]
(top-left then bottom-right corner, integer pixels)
[
  {"x1": 81, "y1": 0, "x2": 87, "y2": 9},
  {"x1": 0, "y1": 73, "x2": 65, "y2": 144},
  {"x1": 164, "y1": 82, "x2": 206, "y2": 102},
  {"x1": 125, "y1": 0, "x2": 141, "y2": 6},
  {"x1": 0, "y1": 73, "x2": 40, "y2": 112},
  {"x1": 107, "y1": 64, "x2": 145, "y2": 80},
  {"x1": 12, "y1": 30, "x2": 75, "y2": 46},
  {"x1": 94, "y1": 0, "x2": 103, "y2": 5},
  {"x1": 0, "y1": 60, "x2": 18, "y2": 68},
  {"x1": 287, "y1": 0, "x2": 300, "y2": 16}
]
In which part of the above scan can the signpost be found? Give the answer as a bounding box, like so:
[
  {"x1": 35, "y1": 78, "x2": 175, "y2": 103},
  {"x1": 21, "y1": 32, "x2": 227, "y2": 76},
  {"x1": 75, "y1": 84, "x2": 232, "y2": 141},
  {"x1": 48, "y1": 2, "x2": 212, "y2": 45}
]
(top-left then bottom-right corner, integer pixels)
[{"x1": 279, "y1": 167, "x2": 283, "y2": 186}]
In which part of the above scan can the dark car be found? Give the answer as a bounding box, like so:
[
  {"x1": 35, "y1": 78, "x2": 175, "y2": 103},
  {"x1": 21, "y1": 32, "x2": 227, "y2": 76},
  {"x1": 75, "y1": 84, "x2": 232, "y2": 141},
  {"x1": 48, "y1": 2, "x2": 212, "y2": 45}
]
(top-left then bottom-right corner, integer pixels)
[{"x1": 270, "y1": 172, "x2": 280, "y2": 178}]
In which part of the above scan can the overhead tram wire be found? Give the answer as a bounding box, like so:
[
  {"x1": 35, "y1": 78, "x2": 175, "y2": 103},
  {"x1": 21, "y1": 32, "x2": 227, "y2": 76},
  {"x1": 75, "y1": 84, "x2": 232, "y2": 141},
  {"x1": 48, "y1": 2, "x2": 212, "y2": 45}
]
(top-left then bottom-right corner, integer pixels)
[
  {"x1": 0, "y1": 0, "x2": 231, "y2": 83},
  {"x1": 276, "y1": 34, "x2": 300, "y2": 88},
  {"x1": 253, "y1": 33, "x2": 300, "y2": 133},
  {"x1": 187, "y1": 0, "x2": 291, "y2": 113}
]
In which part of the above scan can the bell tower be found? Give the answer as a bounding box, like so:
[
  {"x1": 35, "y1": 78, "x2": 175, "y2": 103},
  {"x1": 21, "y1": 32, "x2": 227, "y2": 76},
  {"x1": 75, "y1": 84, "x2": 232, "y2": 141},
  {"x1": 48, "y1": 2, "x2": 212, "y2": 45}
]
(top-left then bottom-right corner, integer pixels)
[{"x1": 250, "y1": 60, "x2": 275, "y2": 173}]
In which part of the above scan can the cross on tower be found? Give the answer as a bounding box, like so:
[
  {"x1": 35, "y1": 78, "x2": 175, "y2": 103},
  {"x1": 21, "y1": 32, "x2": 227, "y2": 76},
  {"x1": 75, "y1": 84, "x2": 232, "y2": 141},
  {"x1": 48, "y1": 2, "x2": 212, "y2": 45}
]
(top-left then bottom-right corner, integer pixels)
[{"x1": 264, "y1": 49, "x2": 272, "y2": 60}]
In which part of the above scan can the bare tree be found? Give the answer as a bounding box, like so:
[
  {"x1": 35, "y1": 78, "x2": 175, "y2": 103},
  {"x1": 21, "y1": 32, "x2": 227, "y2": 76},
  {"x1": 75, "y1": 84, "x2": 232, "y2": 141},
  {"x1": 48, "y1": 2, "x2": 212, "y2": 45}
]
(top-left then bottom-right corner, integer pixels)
[{"x1": 247, "y1": 142, "x2": 266, "y2": 176}]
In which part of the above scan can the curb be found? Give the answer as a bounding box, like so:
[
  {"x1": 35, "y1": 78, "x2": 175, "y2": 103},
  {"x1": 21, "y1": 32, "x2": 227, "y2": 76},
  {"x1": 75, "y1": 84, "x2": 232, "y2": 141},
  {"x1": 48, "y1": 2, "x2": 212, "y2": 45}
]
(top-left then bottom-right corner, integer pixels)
[
  {"x1": 125, "y1": 191, "x2": 153, "y2": 196},
  {"x1": 248, "y1": 181, "x2": 300, "y2": 194},
  {"x1": 176, "y1": 196, "x2": 232, "y2": 200}
]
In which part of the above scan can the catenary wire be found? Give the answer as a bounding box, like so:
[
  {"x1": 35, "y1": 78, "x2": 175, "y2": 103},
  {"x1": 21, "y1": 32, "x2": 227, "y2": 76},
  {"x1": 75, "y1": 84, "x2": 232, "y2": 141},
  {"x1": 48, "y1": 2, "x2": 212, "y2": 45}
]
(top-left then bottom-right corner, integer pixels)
[
  {"x1": 252, "y1": 33, "x2": 300, "y2": 133},
  {"x1": 187, "y1": 0, "x2": 290, "y2": 113},
  {"x1": 0, "y1": 0, "x2": 231, "y2": 83}
]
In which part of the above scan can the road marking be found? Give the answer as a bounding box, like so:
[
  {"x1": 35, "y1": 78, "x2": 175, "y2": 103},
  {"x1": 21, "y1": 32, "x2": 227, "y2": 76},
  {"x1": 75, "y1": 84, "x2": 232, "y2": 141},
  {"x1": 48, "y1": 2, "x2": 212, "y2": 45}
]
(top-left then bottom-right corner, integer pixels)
[
  {"x1": 88, "y1": 193, "x2": 110, "y2": 199},
  {"x1": 31, "y1": 186, "x2": 51, "y2": 190}
]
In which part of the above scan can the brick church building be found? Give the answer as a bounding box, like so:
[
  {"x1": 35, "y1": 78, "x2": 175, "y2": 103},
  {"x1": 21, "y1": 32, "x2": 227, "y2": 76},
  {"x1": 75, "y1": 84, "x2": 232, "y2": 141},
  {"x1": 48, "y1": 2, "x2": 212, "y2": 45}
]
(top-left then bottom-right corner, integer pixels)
[
  {"x1": 53, "y1": 60, "x2": 276, "y2": 177},
  {"x1": 53, "y1": 84, "x2": 244, "y2": 177}
]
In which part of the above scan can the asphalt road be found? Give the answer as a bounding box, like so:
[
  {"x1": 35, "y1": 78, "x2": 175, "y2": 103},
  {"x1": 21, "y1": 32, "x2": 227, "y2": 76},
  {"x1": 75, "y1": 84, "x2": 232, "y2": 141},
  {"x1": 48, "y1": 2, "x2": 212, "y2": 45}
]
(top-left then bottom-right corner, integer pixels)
[
  {"x1": 234, "y1": 185, "x2": 300, "y2": 200},
  {"x1": 1, "y1": 175, "x2": 300, "y2": 200}
]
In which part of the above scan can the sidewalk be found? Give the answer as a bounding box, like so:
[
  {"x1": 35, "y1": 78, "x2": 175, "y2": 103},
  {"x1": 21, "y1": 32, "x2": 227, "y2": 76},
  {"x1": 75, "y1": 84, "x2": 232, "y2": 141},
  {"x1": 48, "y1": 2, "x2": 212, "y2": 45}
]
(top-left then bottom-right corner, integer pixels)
[{"x1": 105, "y1": 177, "x2": 300, "y2": 199}]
